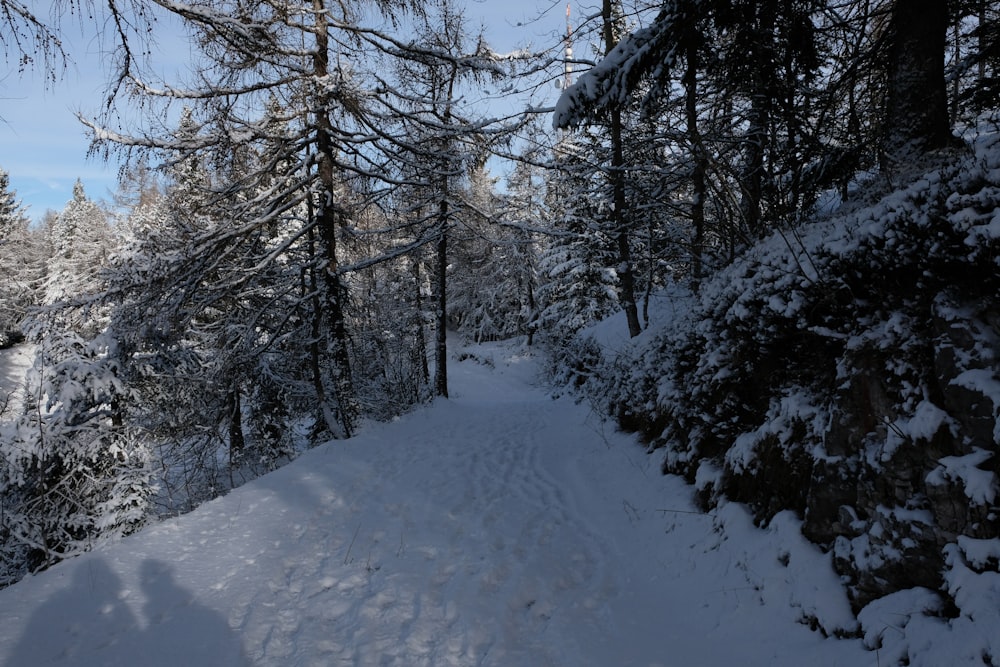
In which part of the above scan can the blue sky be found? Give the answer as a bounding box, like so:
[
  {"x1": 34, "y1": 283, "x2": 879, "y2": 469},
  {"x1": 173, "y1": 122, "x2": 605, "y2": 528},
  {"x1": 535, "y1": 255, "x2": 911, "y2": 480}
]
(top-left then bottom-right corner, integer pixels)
[{"x1": 2, "y1": 1, "x2": 576, "y2": 223}]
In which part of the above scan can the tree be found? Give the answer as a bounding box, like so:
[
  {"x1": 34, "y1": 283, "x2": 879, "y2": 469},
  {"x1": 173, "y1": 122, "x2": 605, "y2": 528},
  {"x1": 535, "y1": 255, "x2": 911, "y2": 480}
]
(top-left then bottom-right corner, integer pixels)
[
  {"x1": 537, "y1": 133, "x2": 620, "y2": 336},
  {"x1": 446, "y1": 160, "x2": 537, "y2": 344},
  {"x1": 881, "y1": 0, "x2": 955, "y2": 169},
  {"x1": 362, "y1": 0, "x2": 504, "y2": 396},
  {"x1": 82, "y1": 0, "x2": 402, "y2": 438},
  {"x1": 600, "y1": 0, "x2": 642, "y2": 337},
  {"x1": 954, "y1": 1, "x2": 1000, "y2": 115},
  {"x1": 553, "y1": 1, "x2": 719, "y2": 290},
  {"x1": 83, "y1": 0, "x2": 511, "y2": 439},
  {"x1": 552, "y1": 0, "x2": 966, "y2": 296},
  {"x1": 104, "y1": 109, "x2": 318, "y2": 508},
  {"x1": 43, "y1": 180, "x2": 113, "y2": 313},
  {"x1": 0, "y1": 0, "x2": 65, "y2": 75},
  {"x1": 0, "y1": 168, "x2": 41, "y2": 343},
  {"x1": 0, "y1": 329, "x2": 150, "y2": 579}
]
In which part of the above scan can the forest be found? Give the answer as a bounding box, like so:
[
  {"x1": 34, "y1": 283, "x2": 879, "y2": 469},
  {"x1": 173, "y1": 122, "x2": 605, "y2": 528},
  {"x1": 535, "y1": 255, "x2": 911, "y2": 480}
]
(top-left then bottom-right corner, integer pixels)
[{"x1": 1, "y1": 0, "x2": 998, "y2": 630}]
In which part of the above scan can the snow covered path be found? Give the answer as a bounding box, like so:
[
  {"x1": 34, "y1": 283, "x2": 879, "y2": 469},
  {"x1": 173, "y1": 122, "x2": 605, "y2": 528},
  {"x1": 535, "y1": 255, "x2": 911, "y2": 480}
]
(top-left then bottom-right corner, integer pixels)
[
  {"x1": 0, "y1": 344, "x2": 877, "y2": 666},
  {"x1": 0, "y1": 344, "x2": 32, "y2": 420}
]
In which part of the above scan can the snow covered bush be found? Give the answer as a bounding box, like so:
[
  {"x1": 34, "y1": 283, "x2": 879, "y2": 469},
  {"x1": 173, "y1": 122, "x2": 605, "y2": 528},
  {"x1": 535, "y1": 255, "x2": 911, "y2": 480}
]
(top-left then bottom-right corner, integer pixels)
[
  {"x1": 560, "y1": 130, "x2": 1000, "y2": 618},
  {"x1": 0, "y1": 330, "x2": 151, "y2": 581}
]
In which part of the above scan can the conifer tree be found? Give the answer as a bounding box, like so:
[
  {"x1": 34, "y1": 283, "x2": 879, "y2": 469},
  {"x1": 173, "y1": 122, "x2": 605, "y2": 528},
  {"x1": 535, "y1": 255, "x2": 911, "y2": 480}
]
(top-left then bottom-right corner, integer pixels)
[
  {"x1": 0, "y1": 329, "x2": 150, "y2": 578},
  {"x1": 537, "y1": 133, "x2": 619, "y2": 336},
  {"x1": 0, "y1": 169, "x2": 38, "y2": 344},
  {"x1": 43, "y1": 181, "x2": 113, "y2": 313}
]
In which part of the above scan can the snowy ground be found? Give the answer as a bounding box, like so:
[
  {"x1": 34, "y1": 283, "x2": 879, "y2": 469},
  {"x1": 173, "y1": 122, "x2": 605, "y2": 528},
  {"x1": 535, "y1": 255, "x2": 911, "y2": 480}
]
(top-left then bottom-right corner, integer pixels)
[
  {"x1": 0, "y1": 342, "x2": 953, "y2": 666},
  {"x1": 0, "y1": 344, "x2": 32, "y2": 421}
]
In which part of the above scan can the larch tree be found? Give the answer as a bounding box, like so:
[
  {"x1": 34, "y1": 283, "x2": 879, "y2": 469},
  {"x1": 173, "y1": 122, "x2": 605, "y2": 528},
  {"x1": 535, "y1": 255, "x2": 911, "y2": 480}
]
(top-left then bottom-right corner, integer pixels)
[
  {"x1": 81, "y1": 0, "x2": 423, "y2": 439},
  {"x1": 363, "y1": 0, "x2": 505, "y2": 397},
  {"x1": 83, "y1": 0, "x2": 511, "y2": 432}
]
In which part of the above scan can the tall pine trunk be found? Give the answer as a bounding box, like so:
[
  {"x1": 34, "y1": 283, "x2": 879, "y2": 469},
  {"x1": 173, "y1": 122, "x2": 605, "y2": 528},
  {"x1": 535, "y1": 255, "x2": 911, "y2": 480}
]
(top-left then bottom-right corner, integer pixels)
[
  {"x1": 412, "y1": 255, "x2": 430, "y2": 385},
  {"x1": 603, "y1": 0, "x2": 642, "y2": 338},
  {"x1": 882, "y1": 0, "x2": 954, "y2": 170},
  {"x1": 684, "y1": 40, "x2": 706, "y2": 290},
  {"x1": 432, "y1": 61, "x2": 460, "y2": 399},
  {"x1": 313, "y1": 0, "x2": 359, "y2": 437},
  {"x1": 434, "y1": 206, "x2": 448, "y2": 398}
]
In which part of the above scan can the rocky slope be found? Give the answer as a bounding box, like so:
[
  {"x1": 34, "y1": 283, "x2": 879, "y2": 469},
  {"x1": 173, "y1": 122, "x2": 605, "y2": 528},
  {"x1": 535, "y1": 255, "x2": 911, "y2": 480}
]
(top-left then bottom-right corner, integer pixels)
[{"x1": 561, "y1": 133, "x2": 1000, "y2": 618}]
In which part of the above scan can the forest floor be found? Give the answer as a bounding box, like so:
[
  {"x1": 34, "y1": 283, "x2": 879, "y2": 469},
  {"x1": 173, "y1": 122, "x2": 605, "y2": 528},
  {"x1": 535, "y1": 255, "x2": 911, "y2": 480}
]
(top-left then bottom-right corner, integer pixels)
[
  {"x1": 0, "y1": 343, "x2": 32, "y2": 421},
  {"x1": 0, "y1": 340, "x2": 952, "y2": 666}
]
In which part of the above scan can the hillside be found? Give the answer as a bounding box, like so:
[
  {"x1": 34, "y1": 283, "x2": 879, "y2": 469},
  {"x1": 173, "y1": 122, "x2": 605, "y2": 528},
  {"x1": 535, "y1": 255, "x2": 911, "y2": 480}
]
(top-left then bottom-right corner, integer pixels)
[{"x1": 557, "y1": 129, "x2": 1000, "y2": 665}]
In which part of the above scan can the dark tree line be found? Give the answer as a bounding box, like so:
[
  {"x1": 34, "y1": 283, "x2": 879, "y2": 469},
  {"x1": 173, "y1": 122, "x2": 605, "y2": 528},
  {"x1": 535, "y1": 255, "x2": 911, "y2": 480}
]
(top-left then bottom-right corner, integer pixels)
[{"x1": 534, "y1": 0, "x2": 1000, "y2": 351}]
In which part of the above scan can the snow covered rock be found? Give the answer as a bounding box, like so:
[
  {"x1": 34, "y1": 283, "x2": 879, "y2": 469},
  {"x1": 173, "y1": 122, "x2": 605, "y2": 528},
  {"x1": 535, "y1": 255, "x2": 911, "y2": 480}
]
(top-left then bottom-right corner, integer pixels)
[{"x1": 564, "y1": 136, "x2": 1000, "y2": 618}]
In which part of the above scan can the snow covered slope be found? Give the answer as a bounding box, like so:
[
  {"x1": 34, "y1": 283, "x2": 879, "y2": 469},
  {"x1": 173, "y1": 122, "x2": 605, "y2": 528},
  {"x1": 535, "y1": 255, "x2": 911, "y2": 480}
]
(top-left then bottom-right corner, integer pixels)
[
  {"x1": 0, "y1": 344, "x2": 32, "y2": 421},
  {"x1": 0, "y1": 343, "x2": 908, "y2": 666}
]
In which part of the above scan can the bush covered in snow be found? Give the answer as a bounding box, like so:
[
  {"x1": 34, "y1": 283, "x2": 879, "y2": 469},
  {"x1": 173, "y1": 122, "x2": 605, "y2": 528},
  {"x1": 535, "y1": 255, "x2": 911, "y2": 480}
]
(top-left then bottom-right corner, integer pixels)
[
  {"x1": 0, "y1": 331, "x2": 151, "y2": 582},
  {"x1": 560, "y1": 131, "x2": 1000, "y2": 632}
]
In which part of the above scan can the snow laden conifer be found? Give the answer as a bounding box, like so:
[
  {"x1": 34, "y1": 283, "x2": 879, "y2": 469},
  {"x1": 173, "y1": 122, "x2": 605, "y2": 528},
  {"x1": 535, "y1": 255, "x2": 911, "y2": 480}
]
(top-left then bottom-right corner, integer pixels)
[
  {"x1": 42, "y1": 180, "x2": 114, "y2": 315},
  {"x1": 0, "y1": 169, "x2": 42, "y2": 345},
  {"x1": 537, "y1": 133, "x2": 619, "y2": 337},
  {"x1": 447, "y1": 162, "x2": 539, "y2": 344},
  {"x1": 453, "y1": 158, "x2": 541, "y2": 345},
  {"x1": 103, "y1": 110, "x2": 307, "y2": 511},
  {"x1": 0, "y1": 169, "x2": 27, "y2": 257},
  {"x1": 0, "y1": 179, "x2": 147, "y2": 581},
  {"x1": 0, "y1": 330, "x2": 150, "y2": 580}
]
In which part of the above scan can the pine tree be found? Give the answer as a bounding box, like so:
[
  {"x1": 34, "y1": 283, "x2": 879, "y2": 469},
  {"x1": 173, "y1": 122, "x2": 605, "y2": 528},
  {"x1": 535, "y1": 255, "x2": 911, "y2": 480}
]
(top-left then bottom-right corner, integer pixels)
[
  {"x1": 43, "y1": 180, "x2": 113, "y2": 313},
  {"x1": 0, "y1": 330, "x2": 150, "y2": 578},
  {"x1": 882, "y1": 0, "x2": 955, "y2": 170},
  {"x1": 537, "y1": 133, "x2": 619, "y2": 337},
  {"x1": 0, "y1": 169, "x2": 38, "y2": 345}
]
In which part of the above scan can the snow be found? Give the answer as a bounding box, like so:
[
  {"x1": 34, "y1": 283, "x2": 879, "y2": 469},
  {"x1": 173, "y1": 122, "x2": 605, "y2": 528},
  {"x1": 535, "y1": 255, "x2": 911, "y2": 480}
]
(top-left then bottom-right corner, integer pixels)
[
  {"x1": 951, "y1": 369, "x2": 1000, "y2": 445},
  {"x1": 926, "y1": 448, "x2": 998, "y2": 505},
  {"x1": 0, "y1": 341, "x2": 988, "y2": 666},
  {"x1": 552, "y1": 9, "x2": 678, "y2": 129},
  {"x1": 879, "y1": 400, "x2": 954, "y2": 465},
  {"x1": 0, "y1": 344, "x2": 33, "y2": 420}
]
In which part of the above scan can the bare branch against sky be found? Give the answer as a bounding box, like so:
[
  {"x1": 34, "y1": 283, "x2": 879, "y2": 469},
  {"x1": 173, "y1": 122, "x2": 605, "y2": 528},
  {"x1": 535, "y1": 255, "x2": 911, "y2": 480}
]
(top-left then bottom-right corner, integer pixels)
[{"x1": 1, "y1": 0, "x2": 574, "y2": 220}]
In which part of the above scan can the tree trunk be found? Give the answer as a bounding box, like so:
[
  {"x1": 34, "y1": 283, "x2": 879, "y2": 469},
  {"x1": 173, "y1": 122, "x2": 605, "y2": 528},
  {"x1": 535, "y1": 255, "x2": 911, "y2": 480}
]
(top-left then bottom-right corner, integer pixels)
[
  {"x1": 304, "y1": 223, "x2": 334, "y2": 442},
  {"x1": 882, "y1": 0, "x2": 953, "y2": 170},
  {"x1": 524, "y1": 252, "x2": 536, "y2": 347},
  {"x1": 412, "y1": 255, "x2": 430, "y2": 384},
  {"x1": 228, "y1": 389, "x2": 245, "y2": 466},
  {"x1": 603, "y1": 0, "x2": 642, "y2": 338},
  {"x1": 434, "y1": 204, "x2": 449, "y2": 398},
  {"x1": 313, "y1": 0, "x2": 358, "y2": 437},
  {"x1": 684, "y1": 40, "x2": 706, "y2": 290},
  {"x1": 740, "y1": 95, "x2": 766, "y2": 238},
  {"x1": 431, "y1": 61, "x2": 459, "y2": 398}
]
